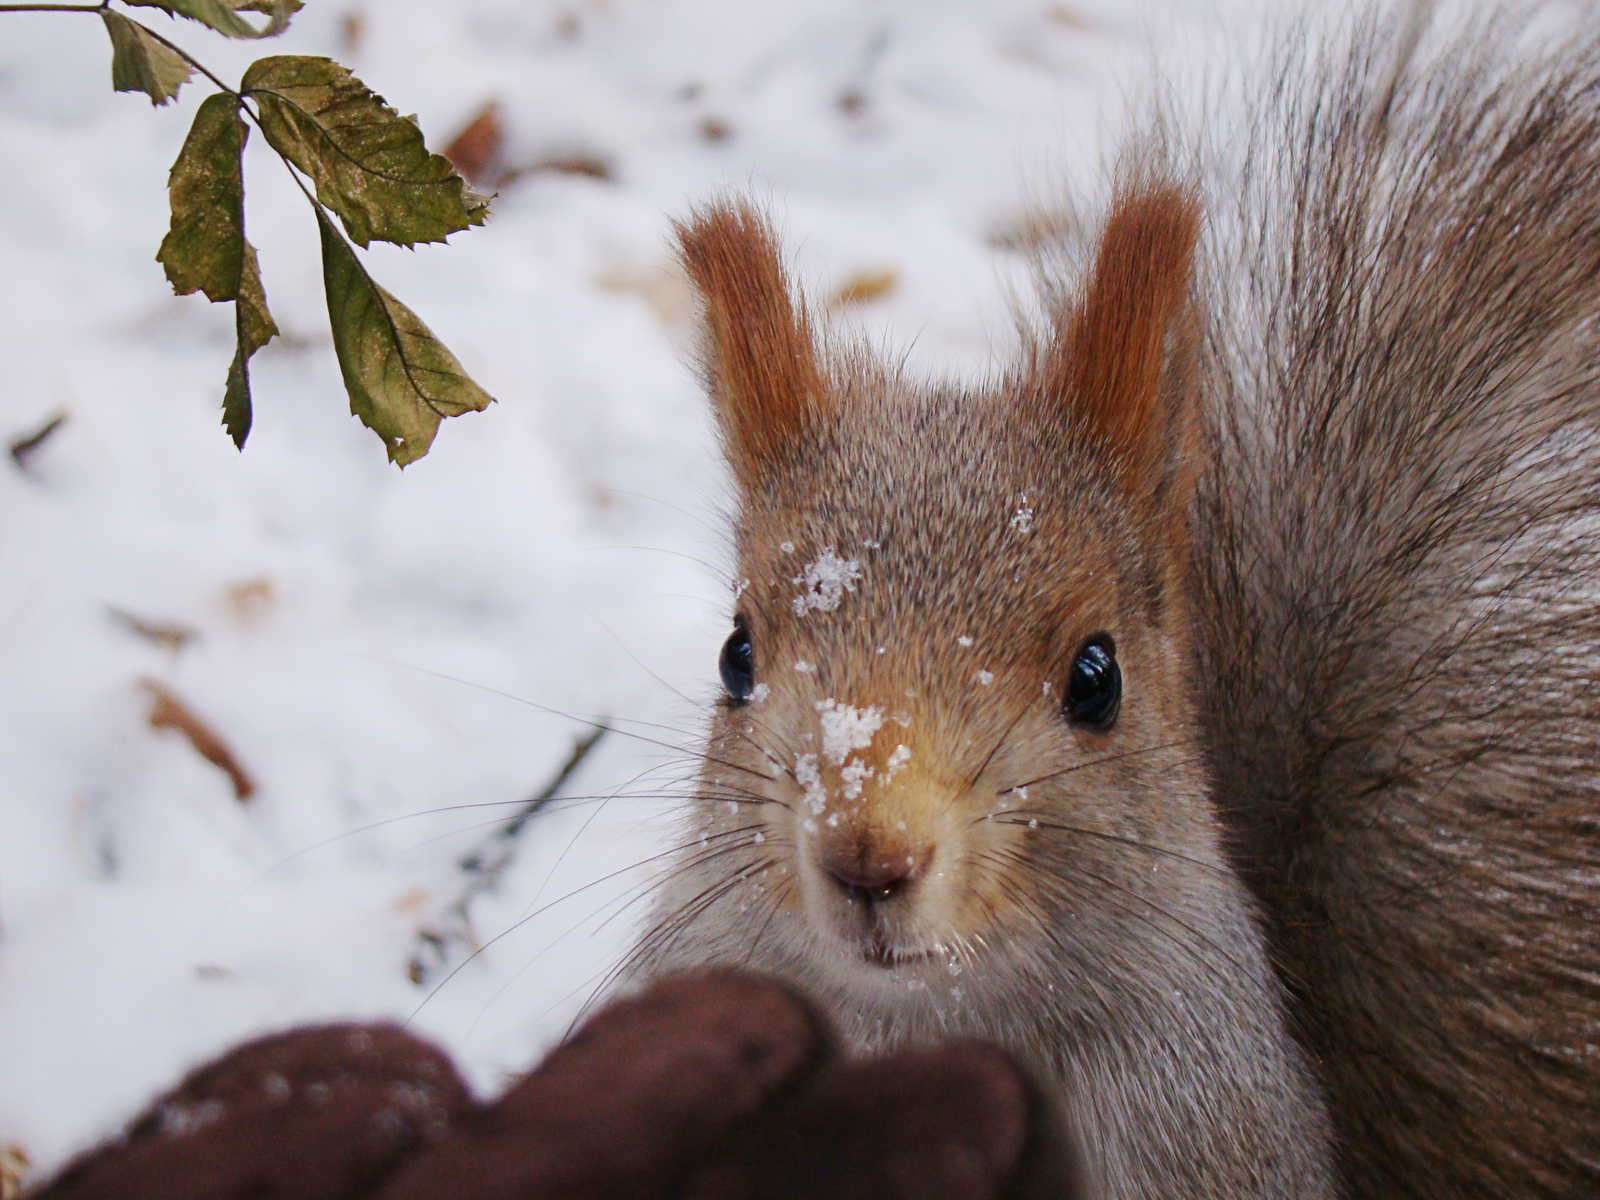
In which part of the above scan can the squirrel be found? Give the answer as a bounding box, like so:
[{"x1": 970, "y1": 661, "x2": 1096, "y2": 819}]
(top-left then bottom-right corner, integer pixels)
[{"x1": 625, "y1": 5, "x2": 1600, "y2": 1198}]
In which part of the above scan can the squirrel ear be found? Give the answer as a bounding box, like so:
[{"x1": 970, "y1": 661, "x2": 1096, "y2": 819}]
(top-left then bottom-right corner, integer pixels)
[
  {"x1": 677, "y1": 201, "x2": 825, "y2": 494},
  {"x1": 1035, "y1": 182, "x2": 1203, "y2": 511}
]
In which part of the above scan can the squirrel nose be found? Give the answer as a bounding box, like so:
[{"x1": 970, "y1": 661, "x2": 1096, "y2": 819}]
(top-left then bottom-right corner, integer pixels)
[{"x1": 821, "y1": 846, "x2": 926, "y2": 904}]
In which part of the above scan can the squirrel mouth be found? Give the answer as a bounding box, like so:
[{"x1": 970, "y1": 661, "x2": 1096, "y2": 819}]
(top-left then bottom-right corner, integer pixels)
[
  {"x1": 863, "y1": 935, "x2": 898, "y2": 968},
  {"x1": 859, "y1": 930, "x2": 935, "y2": 970}
]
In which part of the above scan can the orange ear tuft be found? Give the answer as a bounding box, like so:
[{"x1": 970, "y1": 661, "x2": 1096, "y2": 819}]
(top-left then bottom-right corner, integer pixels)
[
  {"x1": 1038, "y1": 183, "x2": 1202, "y2": 500},
  {"x1": 677, "y1": 201, "x2": 824, "y2": 493}
]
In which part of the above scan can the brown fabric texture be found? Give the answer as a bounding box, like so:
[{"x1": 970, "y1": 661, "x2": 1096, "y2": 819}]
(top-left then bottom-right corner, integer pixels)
[
  {"x1": 30, "y1": 972, "x2": 1072, "y2": 1200},
  {"x1": 375, "y1": 972, "x2": 831, "y2": 1200},
  {"x1": 684, "y1": 1041, "x2": 1067, "y2": 1200},
  {"x1": 34, "y1": 1022, "x2": 472, "y2": 1200}
]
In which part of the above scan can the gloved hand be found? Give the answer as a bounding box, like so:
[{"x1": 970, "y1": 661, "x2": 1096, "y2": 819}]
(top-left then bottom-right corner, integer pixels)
[{"x1": 31, "y1": 972, "x2": 1074, "y2": 1200}]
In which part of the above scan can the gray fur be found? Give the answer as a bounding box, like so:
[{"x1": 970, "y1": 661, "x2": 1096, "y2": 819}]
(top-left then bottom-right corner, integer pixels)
[{"x1": 1193, "y1": 5, "x2": 1600, "y2": 1196}]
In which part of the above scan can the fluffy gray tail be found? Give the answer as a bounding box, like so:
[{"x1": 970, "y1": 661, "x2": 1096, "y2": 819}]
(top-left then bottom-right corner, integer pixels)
[{"x1": 1191, "y1": 5, "x2": 1600, "y2": 1195}]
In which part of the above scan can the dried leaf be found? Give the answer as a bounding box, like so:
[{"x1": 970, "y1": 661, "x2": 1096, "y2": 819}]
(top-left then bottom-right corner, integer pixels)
[
  {"x1": 496, "y1": 150, "x2": 613, "y2": 190},
  {"x1": 529, "y1": 152, "x2": 611, "y2": 181},
  {"x1": 223, "y1": 575, "x2": 275, "y2": 620},
  {"x1": 317, "y1": 210, "x2": 494, "y2": 466},
  {"x1": 122, "y1": 0, "x2": 301, "y2": 40},
  {"x1": 987, "y1": 206, "x2": 1082, "y2": 253},
  {"x1": 830, "y1": 268, "x2": 897, "y2": 307},
  {"x1": 222, "y1": 243, "x2": 275, "y2": 446},
  {"x1": 142, "y1": 678, "x2": 255, "y2": 801},
  {"x1": 1, "y1": 1145, "x2": 28, "y2": 1200},
  {"x1": 159, "y1": 93, "x2": 250, "y2": 301},
  {"x1": 340, "y1": 12, "x2": 364, "y2": 54},
  {"x1": 392, "y1": 886, "x2": 430, "y2": 915},
  {"x1": 158, "y1": 92, "x2": 278, "y2": 446},
  {"x1": 1044, "y1": 4, "x2": 1093, "y2": 30},
  {"x1": 592, "y1": 263, "x2": 693, "y2": 326},
  {"x1": 442, "y1": 101, "x2": 504, "y2": 185},
  {"x1": 244, "y1": 56, "x2": 490, "y2": 248},
  {"x1": 102, "y1": 11, "x2": 194, "y2": 106}
]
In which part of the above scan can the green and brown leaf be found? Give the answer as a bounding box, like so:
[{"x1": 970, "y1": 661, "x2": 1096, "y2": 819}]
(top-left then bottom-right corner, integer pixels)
[
  {"x1": 221, "y1": 243, "x2": 275, "y2": 446},
  {"x1": 121, "y1": 0, "x2": 302, "y2": 41},
  {"x1": 317, "y1": 210, "x2": 493, "y2": 465},
  {"x1": 158, "y1": 92, "x2": 278, "y2": 446},
  {"x1": 244, "y1": 56, "x2": 490, "y2": 248},
  {"x1": 102, "y1": 11, "x2": 194, "y2": 105}
]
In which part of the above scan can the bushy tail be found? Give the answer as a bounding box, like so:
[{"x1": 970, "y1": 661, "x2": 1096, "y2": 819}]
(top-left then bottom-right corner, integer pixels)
[{"x1": 1191, "y1": 5, "x2": 1600, "y2": 1195}]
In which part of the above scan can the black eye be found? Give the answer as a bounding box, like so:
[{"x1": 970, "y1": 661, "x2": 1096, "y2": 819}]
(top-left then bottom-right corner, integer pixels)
[
  {"x1": 719, "y1": 622, "x2": 755, "y2": 703},
  {"x1": 1065, "y1": 635, "x2": 1120, "y2": 729}
]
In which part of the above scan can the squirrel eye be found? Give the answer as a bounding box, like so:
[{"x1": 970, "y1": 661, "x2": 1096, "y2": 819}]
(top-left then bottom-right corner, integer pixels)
[
  {"x1": 719, "y1": 623, "x2": 755, "y2": 703},
  {"x1": 1065, "y1": 635, "x2": 1120, "y2": 729}
]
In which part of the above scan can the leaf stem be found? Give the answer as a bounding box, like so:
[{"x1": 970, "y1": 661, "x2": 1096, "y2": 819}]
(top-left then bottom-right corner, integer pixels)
[{"x1": 262, "y1": 120, "x2": 321, "y2": 206}]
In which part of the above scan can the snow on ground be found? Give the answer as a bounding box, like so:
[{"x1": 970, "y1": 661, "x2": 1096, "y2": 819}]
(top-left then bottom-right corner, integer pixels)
[{"x1": 0, "y1": 0, "x2": 1255, "y2": 1183}]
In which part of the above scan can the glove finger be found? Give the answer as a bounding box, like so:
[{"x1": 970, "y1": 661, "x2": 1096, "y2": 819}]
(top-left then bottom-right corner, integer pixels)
[
  {"x1": 688, "y1": 1040, "x2": 1077, "y2": 1200},
  {"x1": 32, "y1": 1023, "x2": 472, "y2": 1200},
  {"x1": 376, "y1": 971, "x2": 832, "y2": 1200}
]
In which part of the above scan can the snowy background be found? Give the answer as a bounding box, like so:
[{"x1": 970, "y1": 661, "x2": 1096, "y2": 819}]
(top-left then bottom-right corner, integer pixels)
[{"x1": 0, "y1": 0, "x2": 1266, "y2": 1185}]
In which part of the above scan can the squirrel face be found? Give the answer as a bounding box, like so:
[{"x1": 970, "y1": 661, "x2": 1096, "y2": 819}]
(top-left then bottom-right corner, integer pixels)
[
  {"x1": 654, "y1": 194, "x2": 1264, "y2": 1015},
  {"x1": 708, "y1": 385, "x2": 1210, "y2": 994}
]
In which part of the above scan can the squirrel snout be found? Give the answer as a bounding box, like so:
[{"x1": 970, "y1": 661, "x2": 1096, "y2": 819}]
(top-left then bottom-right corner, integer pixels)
[{"x1": 818, "y1": 843, "x2": 930, "y2": 906}]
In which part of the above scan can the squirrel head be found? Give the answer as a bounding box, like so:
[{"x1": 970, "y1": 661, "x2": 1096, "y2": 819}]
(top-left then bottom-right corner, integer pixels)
[{"x1": 671, "y1": 188, "x2": 1222, "y2": 1004}]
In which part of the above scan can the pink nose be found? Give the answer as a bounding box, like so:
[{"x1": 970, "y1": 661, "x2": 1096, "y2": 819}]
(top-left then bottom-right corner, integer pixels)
[{"x1": 820, "y1": 846, "x2": 927, "y2": 904}]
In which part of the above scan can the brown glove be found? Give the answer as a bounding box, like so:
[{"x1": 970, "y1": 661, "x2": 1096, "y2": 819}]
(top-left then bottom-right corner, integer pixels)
[
  {"x1": 31, "y1": 972, "x2": 1074, "y2": 1200},
  {"x1": 33, "y1": 1022, "x2": 472, "y2": 1200}
]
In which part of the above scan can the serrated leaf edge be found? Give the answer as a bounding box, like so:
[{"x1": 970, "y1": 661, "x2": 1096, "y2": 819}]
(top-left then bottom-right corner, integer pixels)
[
  {"x1": 102, "y1": 11, "x2": 195, "y2": 106},
  {"x1": 122, "y1": 0, "x2": 297, "y2": 41},
  {"x1": 243, "y1": 57, "x2": 489, "y2": 248},
  {"x1": 316, "y1": 208, "x2": 492, "y2": 465}
]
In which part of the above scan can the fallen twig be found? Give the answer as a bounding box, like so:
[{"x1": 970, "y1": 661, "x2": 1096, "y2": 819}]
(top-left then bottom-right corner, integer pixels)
[
  {"x1": 9, "y1": 411, "x2": 67, "y2": 470},
  {"x1": 109, "y1": 606, "x2": 199, "y2": 653},
  {"x1": 408, "y1": 724, "x2": 607, "y2": 984}
]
